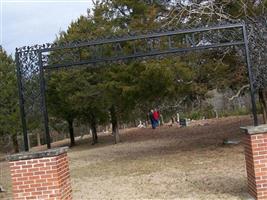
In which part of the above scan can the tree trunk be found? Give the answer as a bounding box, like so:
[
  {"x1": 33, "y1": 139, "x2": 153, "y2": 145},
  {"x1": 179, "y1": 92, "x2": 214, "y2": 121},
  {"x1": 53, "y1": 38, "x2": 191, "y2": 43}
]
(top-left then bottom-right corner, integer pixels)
[
  {"x1": 90, "y1": 115, "x2": 98, "y2": 145},
  {"x1": 12, "y1": 134, "x2": 19, "y2": 153},
  {"x1": 110, "y1": 105, "x2": 120, "y2": 144},
  {"x1": 67, "y1": 119, "x2": 75, "y2": 147},
  {"x1": 259, "y1": 89, "x2": 267, "y2": 124},
  {"x1": 171, "y1": 117, "x2": 175, "y2": 125},
  {"x1": 109, "y1": 123, "x2": 112, "y2": 134},
  {"x1": 36, "y1": 132, "x2": 41, "y2": 146},
  {"x1": 160, "y1": 114, "x2": 164, "y2": 125}
]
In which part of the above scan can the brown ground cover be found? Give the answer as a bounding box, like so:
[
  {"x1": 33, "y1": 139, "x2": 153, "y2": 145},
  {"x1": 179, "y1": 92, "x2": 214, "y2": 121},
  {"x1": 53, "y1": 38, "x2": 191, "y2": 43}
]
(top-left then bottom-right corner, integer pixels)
[{"x1": 0, "y1": 116, "x2": 256, "y2": 199}]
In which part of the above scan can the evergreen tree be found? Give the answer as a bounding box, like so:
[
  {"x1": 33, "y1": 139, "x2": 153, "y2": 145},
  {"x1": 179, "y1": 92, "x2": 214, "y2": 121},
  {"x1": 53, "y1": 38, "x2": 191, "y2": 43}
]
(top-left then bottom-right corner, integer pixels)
[
  {"x1": 47, "y1": 70, "x2": 79, "y2": 146},
  {"x1": 0, "y1": 46, "x2": 20, "y2": 152}
]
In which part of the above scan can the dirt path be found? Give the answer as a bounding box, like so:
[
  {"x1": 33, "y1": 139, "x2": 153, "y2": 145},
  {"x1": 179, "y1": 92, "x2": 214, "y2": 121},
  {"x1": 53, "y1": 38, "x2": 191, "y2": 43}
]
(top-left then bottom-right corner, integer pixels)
[{"x1": 0, "y1": 116, "x2": 256, "y2": 199}]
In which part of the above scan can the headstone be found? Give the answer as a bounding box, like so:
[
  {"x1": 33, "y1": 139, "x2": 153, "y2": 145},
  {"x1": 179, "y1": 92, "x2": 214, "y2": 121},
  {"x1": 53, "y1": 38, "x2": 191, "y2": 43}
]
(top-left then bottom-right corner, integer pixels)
[
  {"x1": 180, "y1": 118, "x2": 188, "y2": 127},
  {"x1": 0, "y1": 185, "x2": 5, "y2": 192}
]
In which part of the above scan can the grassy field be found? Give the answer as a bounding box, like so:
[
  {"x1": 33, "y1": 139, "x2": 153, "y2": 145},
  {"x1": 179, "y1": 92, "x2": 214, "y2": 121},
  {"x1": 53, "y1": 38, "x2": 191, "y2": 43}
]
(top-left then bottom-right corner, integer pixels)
[{"x1": 0, "y1": 115, "x2": 256, "y2": 199}]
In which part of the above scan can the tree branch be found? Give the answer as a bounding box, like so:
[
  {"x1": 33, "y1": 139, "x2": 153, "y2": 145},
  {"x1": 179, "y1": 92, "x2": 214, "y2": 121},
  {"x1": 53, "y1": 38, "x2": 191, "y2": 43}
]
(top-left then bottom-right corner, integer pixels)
[{"x1": 228, "y1": 84, "x2": 250, "y2": 101}]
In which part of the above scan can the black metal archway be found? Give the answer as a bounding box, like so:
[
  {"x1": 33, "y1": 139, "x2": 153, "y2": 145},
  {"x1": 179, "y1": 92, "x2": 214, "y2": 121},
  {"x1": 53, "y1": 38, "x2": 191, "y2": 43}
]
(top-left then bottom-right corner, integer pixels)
[{"x1": 15, "y1": 22, "x2": 258, "y2": 151}]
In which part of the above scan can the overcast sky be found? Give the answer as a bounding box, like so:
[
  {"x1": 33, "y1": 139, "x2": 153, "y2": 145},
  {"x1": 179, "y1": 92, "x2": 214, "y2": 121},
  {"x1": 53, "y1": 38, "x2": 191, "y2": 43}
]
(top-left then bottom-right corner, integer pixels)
[{"x1": 0, "y1": 0, "x2": 93, "y2": 55}]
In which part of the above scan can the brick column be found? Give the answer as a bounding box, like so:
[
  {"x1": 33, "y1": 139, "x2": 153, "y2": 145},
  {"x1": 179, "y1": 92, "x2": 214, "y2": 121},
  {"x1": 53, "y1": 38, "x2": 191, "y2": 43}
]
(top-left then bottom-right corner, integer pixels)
[
  {"x1": 242, "y1": 125, "x2": 267, "y2": 200},
  {"x1": 7, "y1": 147, "x2": 72, "y2": 200}
]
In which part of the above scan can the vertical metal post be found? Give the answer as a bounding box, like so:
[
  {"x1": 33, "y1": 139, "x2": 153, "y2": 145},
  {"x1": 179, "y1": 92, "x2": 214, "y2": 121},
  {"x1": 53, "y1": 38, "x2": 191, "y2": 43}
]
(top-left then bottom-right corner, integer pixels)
[
  {"x1": 242, "y1": 23, "x2": 258, "y2": 126},
  {"x1": 38, "y1": 51, "x2": 51, "y2": 149},
  {"x1": 15, "y1": 51, "x2": 29, "y2": 151}
]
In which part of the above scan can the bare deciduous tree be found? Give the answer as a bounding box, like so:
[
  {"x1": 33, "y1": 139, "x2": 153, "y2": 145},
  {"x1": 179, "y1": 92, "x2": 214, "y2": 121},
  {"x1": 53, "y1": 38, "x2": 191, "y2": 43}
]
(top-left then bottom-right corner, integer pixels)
[{"x1": 158, "y1": 0, "x2": 267, "y2": 122}]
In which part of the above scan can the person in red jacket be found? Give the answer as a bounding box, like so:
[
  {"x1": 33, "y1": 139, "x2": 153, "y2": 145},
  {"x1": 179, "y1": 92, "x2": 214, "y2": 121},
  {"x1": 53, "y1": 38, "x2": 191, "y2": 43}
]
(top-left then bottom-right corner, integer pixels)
[
  {"x1": 149, "y1": 109, "x2": 156, "y2": 129},
  {"x1": 153, "y1": 109, "x2": 160, "y2": 127}
]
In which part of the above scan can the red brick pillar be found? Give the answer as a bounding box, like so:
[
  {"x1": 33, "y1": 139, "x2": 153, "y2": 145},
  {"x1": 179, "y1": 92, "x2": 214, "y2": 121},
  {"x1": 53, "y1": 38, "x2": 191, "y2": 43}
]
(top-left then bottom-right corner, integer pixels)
[
  {"x1": 242, "y1": 125, "x2": 267, "y2": 200},
  {"x1": 7, "y1": 147, "x2": 72, "y2": 200}
]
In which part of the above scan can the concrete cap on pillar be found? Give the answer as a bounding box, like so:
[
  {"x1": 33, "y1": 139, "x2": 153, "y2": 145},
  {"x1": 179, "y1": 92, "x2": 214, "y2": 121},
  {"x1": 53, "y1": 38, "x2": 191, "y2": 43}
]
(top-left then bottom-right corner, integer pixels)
[
  {"x1": 241, "y1": 124, "x2": 267, "y2": 135},
  {"x1": 6, "y1": 147, "x2": 69, "y2": 161}
]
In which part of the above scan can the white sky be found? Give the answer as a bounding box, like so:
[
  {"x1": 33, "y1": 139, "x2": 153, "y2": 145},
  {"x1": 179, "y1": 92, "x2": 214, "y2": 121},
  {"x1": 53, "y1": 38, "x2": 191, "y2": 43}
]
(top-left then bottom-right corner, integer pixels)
[{"x1": 0, "y1": 0, "x2": 93, "y2": 55}]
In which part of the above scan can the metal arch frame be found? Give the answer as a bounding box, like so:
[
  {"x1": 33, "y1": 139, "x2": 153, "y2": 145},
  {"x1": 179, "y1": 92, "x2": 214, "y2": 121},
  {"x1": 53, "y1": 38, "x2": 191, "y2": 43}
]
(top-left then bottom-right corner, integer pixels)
[{"x1": 15, "y1": 22, "x2": 258, "y2": 151}]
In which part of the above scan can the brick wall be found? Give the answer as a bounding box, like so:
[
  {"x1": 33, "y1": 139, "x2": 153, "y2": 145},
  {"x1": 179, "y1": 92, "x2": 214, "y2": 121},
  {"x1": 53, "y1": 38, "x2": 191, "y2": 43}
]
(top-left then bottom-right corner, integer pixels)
[
  {"x1": 8, "y1": 147, "x2": 72, "y2": 200},
  {"x1": 244, "y1": 131, "x2": 267, "y2": 200}
]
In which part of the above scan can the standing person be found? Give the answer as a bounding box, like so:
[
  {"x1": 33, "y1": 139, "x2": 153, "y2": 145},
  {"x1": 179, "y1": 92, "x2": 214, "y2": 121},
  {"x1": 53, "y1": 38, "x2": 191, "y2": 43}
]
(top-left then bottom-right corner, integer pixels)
[
  {"x1": 149, "y1": 109, "x2": 156, "y2": 129},
  {"x1": 153, "y1": 109, "x2": 160, "y2": 127}
]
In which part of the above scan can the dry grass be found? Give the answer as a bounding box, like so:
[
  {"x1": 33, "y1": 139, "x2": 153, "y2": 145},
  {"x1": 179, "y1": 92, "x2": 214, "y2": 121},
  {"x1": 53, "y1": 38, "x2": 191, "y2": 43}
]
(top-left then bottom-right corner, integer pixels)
[{"x1": 0, "y1": 115, "x2": 256, "y2": 199}]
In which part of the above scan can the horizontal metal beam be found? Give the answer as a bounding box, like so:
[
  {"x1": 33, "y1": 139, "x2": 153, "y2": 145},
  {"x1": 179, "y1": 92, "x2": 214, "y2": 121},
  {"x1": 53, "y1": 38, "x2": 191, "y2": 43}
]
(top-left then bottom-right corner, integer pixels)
[
  {"x1": 45, "y1": 41, "x2": 245, "y2": 70},
  {"x1": 41, "y1": 23, "x2": 244, "y2": 53}
]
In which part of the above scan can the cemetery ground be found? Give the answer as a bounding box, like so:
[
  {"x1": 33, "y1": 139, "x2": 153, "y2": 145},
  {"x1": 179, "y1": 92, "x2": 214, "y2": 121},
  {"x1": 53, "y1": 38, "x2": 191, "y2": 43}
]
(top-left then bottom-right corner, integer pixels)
[{"x1": 0, "y1": 115, "x2": 257, "y2": 199}]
